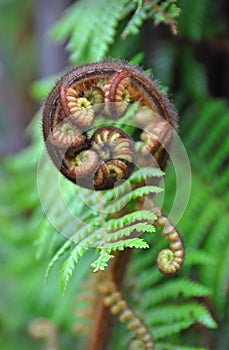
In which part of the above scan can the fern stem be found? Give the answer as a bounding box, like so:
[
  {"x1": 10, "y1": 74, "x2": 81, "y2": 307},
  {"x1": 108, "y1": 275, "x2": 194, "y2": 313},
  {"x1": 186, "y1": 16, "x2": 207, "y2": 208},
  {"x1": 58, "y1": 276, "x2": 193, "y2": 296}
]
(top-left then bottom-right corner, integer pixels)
[
  {"x1": 99, "y1": 280, "x2": 154, "y2": 349},
  {"x1": 87, "y1": 249, "x2": 131, "y2": 350}
]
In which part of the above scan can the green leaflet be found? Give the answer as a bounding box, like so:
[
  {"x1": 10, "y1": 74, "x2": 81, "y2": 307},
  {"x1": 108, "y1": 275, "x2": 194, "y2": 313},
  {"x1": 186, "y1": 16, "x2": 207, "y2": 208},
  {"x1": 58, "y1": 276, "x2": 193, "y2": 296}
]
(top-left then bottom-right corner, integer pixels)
[
  {"x1": 105, "y1": 185, "x2": 163, "y2": 213},
  {"x1": 91, "y1": 238, "x2": 149, "y2": 272},
  {"x1": 122, "y1": 0, "x2": 181, "y2": 39},
  {"x1": 105, "y1": 210, "x2": 157, "y2": 230},
  {"x1": 147, "y1": 303, "x2": 217, "y2": 328},
  {"x1": 45, "y1": 239, "x2": 73, "y2": 285},
  {"x1": 51, "y1": 0, "x2": 129, "y2": 63},
  {"x1": 142, "y1": 279, "x2": 212, "y2": 308},
  {"x1": 60, "y1": 245, "x2": 89, "y2": 292}
]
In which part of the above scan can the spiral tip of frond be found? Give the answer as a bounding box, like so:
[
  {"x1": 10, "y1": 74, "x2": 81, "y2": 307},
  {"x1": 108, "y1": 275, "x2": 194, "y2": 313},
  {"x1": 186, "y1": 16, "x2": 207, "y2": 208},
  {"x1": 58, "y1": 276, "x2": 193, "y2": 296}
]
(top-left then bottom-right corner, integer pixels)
[{"x1": 157, "y1": 248, "x2": 182, "y2": 274}]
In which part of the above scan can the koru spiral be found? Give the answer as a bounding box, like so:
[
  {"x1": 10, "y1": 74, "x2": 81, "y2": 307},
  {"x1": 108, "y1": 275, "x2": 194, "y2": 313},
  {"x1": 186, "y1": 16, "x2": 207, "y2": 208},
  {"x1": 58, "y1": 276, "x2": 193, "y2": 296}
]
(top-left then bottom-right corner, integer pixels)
[{"x1": 42, "y1": 61, "x2": 177, "y2": 190}]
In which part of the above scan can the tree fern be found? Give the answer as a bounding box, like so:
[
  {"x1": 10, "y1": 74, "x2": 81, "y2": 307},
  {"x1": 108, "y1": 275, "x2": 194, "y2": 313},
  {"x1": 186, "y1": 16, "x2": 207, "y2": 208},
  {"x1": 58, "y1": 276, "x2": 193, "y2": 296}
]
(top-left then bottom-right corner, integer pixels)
[{"x1": 3, "y1": 0, "x2": 228, "y2": 349}]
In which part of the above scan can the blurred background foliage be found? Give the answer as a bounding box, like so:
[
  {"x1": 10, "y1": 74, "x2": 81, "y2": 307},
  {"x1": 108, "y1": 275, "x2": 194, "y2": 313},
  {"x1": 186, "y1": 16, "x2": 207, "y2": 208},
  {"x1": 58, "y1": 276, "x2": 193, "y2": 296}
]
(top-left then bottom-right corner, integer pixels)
[{"x1": 0, "y1": 0, "x2": 229, "y2": 349}]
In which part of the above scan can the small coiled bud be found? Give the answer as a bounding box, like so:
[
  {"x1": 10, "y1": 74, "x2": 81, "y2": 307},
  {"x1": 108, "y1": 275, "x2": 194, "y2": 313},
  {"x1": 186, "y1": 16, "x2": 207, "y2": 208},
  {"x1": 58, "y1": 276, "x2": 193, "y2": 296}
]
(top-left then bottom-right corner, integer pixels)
[{"x1": 155, "y1": 213, "x2": 185, "y2": 274}]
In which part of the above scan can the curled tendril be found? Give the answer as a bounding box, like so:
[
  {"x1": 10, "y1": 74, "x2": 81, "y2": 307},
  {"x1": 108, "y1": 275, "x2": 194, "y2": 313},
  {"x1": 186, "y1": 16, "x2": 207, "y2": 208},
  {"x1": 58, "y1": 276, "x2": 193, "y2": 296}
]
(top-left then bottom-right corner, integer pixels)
[
  {"x1": 155, "y1": 213, "x2": 185, "y2": 274},
  {"x1": 91, "y1": 126, "x2": 135, "y2": 163},
  {"x1": 49, "y1": 120, "x2": 87, "y2": 149},
  {"x1": 89, "y1": 126, "x2": 135, "y2": 189},
  {"x1": 61, "y1": 86, "x2": 95, "y2": 129},
  {"x1": 93, "y1": 161, "x2": 110, "y2": 189},
  {"x1": 141, "y1": 121, "x2": 172, "y2": 156},
  {"x1": 104, "y1": 70, "x2": 131, "y2": 118},
  {"x1": 106, "y1": 159, "x2": 128, "y2": 180},
  {"x1": 43, "y1": 60, "x2": 177, "y2": 190},
  {"x1": 98, "y1": 281, "x2": 154, "y2": 350},
  {"x1": 69, "y1": 150, "x2": 99, "y2": 178},
  {"x1": 84, "y1": 87, "x2": 104, "y2": 112}
]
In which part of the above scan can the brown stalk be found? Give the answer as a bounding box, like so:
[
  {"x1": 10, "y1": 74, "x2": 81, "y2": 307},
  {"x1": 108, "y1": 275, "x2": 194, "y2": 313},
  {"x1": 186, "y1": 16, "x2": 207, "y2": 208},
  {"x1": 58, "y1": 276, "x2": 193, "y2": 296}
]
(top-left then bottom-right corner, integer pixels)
[{"x1": 87, "y1": 249, "x2": 132, "y2": 350}]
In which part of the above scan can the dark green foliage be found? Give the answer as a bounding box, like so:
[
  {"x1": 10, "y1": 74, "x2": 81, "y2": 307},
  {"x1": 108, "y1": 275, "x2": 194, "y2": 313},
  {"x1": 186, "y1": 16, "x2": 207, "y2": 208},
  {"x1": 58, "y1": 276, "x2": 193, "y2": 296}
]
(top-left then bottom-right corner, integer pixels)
[{"x1": 51, "y1": 0, "x2": 180, "y2": 63}]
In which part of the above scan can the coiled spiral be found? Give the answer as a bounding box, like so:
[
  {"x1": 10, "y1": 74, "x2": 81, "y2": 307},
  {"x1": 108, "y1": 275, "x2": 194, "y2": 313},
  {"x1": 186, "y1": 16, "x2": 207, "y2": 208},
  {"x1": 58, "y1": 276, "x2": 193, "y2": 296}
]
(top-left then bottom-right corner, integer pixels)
[{"x1": 43, "y1": 61, "x2": 177, "y2": 190}]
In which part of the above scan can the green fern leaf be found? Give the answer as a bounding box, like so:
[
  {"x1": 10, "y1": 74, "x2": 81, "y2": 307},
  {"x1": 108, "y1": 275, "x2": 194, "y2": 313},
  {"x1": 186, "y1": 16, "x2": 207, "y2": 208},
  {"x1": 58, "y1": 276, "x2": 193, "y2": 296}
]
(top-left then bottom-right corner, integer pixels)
[
  {"x1": 91, "y1": 251, "x2": 114, "y2": 272},
  {"x1": 153, "y1": 320, "x2": 193, "y2": 340},
  {"x1": 81, "y1": 222, "x2": 154, "y2": 247},
  {"x1": 91, "y1": 238, "x2": 149, "y2": 272},
  {"x1": 105, "y1": 237, "x2": 149, "y2": 251},
  {"x1": 122, "y1": 2, "x2": 151, "y2": 39},
  {"x1": 45, "y1": 240, "x2": 72, "y2": 284},
  {"x1": 60, "y1": 245, "x2": 89, "y2": 292},
  {"x1": 143, "y1": 279, "x2": 212, "y2": 308},
  {"x1": 105, "y1": 185, "x2": 163, "y2": 213},
  {"x1": 130, "y1": 167, "x2": 164, "y2": 183},
  {"x1": 147, "y1": 302, "x2": 217, "y2": 329},
  {"x1": 52, "y1": 0, "x2": 129, "y2": 63},
  {"x1": 105, "y1": 210, "x2": 156, "y2": 230}
]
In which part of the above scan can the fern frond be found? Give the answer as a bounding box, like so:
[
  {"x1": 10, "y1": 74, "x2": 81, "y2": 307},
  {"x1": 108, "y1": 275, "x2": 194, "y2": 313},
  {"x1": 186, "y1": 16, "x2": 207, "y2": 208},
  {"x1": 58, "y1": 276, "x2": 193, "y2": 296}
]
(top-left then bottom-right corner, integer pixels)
[
  {"x1": 153, "y1": 320, "x2": 193, "y2": 340},
  {"x1": 52, "y1": 0, "x2": 129, "y2": 63},
  {"x1": 122, "y1": 0, "x2": 181, "y2": 39},
  {"x1": 90, "y1": 251, "x2": 114, "y2": 272},
  {"x1": 147, "y1": 303, "x2": 217, "y2": 328},
  {"x1": 41, "y1": 160, "x2": 164, "y2": 287},
  {"x1": 45, "y1": 239, "x2": 73, "y2": 284},
  {"x1": 35, "y1": 218, "x2": 57, "y2": 260},
  {"x1": 60, "y1": 245, "x2": 89, "y2": 292},
  {"x1": 122, "y1": 2, "x2": 152, "y2": 39},
  {"x1": 74, "y1": 222, "x2": 154, "y2": 248},
  {"x1": 111, "y1": 237, "x2": 149, "y2": 249},
  {"x1": 105, "y1": 185, "x2": 163, "y2": 213},
  {"x1": 143, "y1": 279, "x2": 212, "y2": 308},
  {"x1": 106, "y1": 223, "x2": 154, "y2": 242},
  {"x1": 130, "y1": 167, "x2": 164, "y2": 183},
  {"x1": 91, "y1": 238, "x2": 148, "y2": 272},
  {"x1": 105, "y1": 210, "x2": 156, "y2": 230}
]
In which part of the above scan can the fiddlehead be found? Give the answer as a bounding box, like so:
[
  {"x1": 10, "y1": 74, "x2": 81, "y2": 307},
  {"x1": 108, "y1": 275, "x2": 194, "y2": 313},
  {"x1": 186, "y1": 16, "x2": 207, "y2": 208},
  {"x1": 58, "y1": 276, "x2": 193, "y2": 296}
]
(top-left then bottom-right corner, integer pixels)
[
  {"x1": 42, "y1": 60, "x2": 177, "y2": 190},
  {"x1": 153, "y1": 207, "x2": 185, "y2": 274}
]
